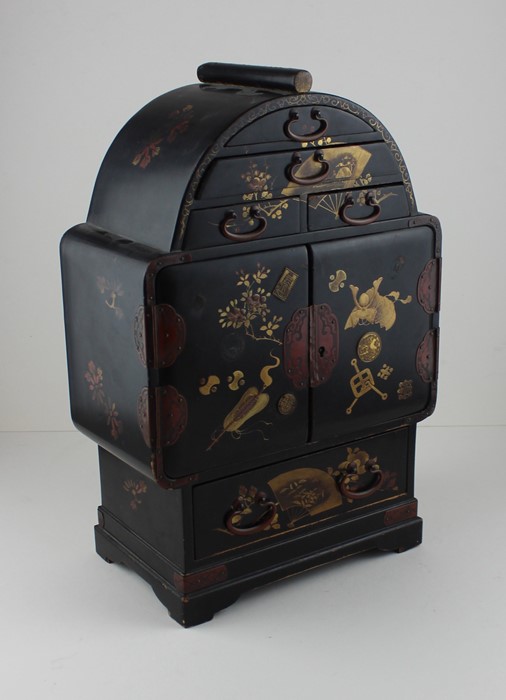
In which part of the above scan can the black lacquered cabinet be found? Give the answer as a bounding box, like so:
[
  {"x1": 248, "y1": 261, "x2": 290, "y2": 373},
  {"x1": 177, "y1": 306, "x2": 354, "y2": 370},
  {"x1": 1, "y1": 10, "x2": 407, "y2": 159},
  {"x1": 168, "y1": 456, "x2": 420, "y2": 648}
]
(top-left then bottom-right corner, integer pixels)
[{"x1": 61, "y1": 62, "x2": 441, "y2": 626}]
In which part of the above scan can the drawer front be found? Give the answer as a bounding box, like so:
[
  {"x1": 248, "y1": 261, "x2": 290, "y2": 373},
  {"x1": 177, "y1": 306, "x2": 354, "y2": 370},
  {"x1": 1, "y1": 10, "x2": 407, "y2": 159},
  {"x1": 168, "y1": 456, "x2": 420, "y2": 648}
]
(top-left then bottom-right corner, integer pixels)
[
  {"x1": 227, "y1": 105, "x2": 374, "y2": 147},
  {"x1": 193, "y1": 428, "x2": 410, "y2": 560},
  {"x1": 184, "y1": 197, "x2": 300, "y2": 250},
  {"x1": 308, "y1": 185, "x2": 410, "y2": 232},
  {"x1": 197, "y1": 143, "x2": 401, "y2": 201}
]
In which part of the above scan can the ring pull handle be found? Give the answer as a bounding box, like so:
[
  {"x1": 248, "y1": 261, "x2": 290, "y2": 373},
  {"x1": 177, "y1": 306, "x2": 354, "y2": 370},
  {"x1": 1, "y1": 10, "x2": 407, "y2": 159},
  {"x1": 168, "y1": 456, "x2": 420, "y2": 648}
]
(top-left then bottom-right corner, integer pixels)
[
  {"x1": 339, "y1": 191, "x2": 382, "y2": 226},
  {"x1": 284, "y1": 108, "x2": 329, "y2": 142},
  {"x1": 219, "y1": 207, "x2": 268, "y2": 242},
  {"x1": 339, "y1": 460, "x2": 385, "y2": 500},
  {"x1": 287, "y1": 150, "x2": 329, "y2": 186},
  {"x1": 225, "y1": 491, "x2": 278, "y2": 536}
]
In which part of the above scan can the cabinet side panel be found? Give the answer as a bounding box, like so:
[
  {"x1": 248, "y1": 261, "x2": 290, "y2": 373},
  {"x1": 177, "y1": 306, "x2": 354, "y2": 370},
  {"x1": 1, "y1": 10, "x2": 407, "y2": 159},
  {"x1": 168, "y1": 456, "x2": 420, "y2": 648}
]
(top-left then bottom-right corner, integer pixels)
[{"x1": 60, "y1": 226, "x2": 157, "y2": 478}]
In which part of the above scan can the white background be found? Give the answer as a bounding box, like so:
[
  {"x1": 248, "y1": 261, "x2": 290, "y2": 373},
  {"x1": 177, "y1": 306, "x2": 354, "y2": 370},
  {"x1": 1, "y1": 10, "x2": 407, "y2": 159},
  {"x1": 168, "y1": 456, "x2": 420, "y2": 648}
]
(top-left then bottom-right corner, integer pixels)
[{"x1": 1, "y1": 1, "x2": 505, "y2": 698}]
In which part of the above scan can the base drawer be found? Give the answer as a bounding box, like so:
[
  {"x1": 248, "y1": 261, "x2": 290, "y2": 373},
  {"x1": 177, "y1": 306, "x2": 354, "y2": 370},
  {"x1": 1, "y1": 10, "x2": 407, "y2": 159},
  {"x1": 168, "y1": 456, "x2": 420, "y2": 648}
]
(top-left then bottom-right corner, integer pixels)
[{"x1": 193, "y1": 427, "x2": 412, "y2": 560}]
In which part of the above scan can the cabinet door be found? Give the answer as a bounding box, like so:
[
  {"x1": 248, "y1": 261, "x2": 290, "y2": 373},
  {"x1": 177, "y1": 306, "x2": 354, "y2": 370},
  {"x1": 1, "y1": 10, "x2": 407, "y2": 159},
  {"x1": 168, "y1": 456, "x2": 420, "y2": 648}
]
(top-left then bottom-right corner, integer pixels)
[
  {"x1": 154, "y1": 247, "x2": 309, "y2": 479},
  {"x1": 310, "y1": 225, "x2": 439, "y2": 441}
]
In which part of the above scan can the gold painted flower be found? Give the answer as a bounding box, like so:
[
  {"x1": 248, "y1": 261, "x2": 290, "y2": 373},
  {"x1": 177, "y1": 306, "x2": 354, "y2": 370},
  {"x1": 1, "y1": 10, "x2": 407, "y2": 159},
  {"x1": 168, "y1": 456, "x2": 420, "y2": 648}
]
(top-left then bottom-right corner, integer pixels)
[
  {"x1": 359, "y1": 173, "x2": 372, "y2": 185},
  {"x1": 253, "y1": 264, "x2": 270, "y2": 284},
  {"x1": 241, "y1": 164, "x2": 271, "y2": 192},
  {"x1": 217, "y1": 264, "x2": 282, "y2": 344},
  {"x1": 241, "y1": 288, "x2": 270, "y2": 320},
  {"x1": 218, "y1": 300, "x2": 248, "y2": 329},
  {"x1": 236, "y1": 270, "x2": 251, "y2": 287},
  {"x1": 260, "y1": 315, "x2": 282, "y2": 337}
]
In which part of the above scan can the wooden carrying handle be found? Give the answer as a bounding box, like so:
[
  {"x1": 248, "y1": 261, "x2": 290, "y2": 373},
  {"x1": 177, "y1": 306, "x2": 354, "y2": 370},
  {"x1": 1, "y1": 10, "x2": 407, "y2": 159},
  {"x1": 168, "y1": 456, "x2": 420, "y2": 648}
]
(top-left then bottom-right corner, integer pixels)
[
  {"x1": 197, "y1": 62, "x2": 313, "y2": 93},
  {"x1": 225, "y1": 492, "x2": 278, "y2": 536},
  {"x1": 219, "y1": 207, "x2": 267, "y2": 242}
]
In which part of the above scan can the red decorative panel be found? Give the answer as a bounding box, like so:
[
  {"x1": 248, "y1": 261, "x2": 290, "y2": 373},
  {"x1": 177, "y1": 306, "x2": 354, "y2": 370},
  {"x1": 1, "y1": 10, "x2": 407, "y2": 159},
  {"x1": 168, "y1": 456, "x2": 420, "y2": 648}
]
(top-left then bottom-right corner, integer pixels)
[
  {"x1": 384, "y1": 501, "x2": 417, "y2": 526},
  {"x1": 417, "y1": 258, "x2": 440, "y2": 314},
  {"x1": 173, "y1": 565, "x2": 228, "y2": 595},
  {"x1": 416, "y1": 329, "x2": 437, "y2": 383},
  {"x1": 153, "y1": 304, "x2": 186, "y2": 369},
  {"x1": 155, "y1": 385, "x2": 188, "y2": 447},
  {"x1": 310, "y1": 303, "x2": 338, "y2": 387},
  {"x1": 283, "y1": 307, "x2": 309, "y2": 389}
]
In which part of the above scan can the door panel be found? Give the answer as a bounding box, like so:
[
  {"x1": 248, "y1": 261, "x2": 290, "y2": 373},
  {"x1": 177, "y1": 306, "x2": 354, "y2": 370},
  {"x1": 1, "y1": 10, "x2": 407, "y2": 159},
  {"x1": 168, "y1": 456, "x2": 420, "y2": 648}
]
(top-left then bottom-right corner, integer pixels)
[
  {"x1": 310, "y1": 226, "x2": 437, "y2": 441},
  {"x1": 155, "y1": 247, "x2": 309, "y2": 479}
]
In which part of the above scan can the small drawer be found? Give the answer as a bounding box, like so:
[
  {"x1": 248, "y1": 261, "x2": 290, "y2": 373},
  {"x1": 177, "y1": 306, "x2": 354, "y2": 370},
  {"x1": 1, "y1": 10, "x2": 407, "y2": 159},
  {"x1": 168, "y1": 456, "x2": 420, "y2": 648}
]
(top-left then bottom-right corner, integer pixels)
[
  {"x1": 308, "y1": 185, "x2": 410, "y2": 231},
  {"x1": 193, "y1": 428, "x2": 410, "y2": 559},
  {"x1": 184, "y1": 197, "x2": 300, "y2": 249},
  {"x1": 197, "y1": 142, "x2": 401, "y2": 201},
  {"x1": 227, "y1": 105, "x2": 374, "y2": 147}
]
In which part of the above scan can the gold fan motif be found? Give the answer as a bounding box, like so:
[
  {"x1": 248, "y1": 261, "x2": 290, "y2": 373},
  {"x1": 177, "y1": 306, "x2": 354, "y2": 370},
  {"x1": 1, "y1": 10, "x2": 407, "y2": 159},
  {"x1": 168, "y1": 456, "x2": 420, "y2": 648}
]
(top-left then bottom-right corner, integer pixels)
[{"x1": 268, "y1": 468, "x2": 342, "y2": 527}]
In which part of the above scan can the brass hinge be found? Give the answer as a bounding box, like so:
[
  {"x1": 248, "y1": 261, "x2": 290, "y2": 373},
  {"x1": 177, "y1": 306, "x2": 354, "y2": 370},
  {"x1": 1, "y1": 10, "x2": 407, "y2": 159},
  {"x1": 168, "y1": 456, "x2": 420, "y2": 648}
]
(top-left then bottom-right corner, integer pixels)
[
  {"x1": 417, "y1": 257, "x2": 441, "y2": 315},
  {"x1": 152, "y1": 304, "x2": 186, "y2": 370},
  {"x1": 416, "y1": 329, "x2": 438, "y2": 383}
]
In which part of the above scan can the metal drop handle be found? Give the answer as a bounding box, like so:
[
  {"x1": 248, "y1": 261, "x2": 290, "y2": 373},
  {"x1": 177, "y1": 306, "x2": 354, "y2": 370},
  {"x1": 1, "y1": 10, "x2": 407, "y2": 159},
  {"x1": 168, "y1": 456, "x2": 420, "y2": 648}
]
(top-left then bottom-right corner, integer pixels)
[
  {"x1": 339, "y1": 461, "x2": 385, "y2": 500},
  {"x1": 225, "y1": 491, "x2": 278, "y2": 536},
  {"x1": 284, "y1": 109, "x2": 329, "y2": 142},
  {"x1": 339, "y1": 191, "x2": 382, "y2": 226},
  {"x1": 220, "y1": 207, "x2": 268, "y2": 242},
  {"x1": 287, "y1": 150, "x2": 330, "y2": 185}
]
